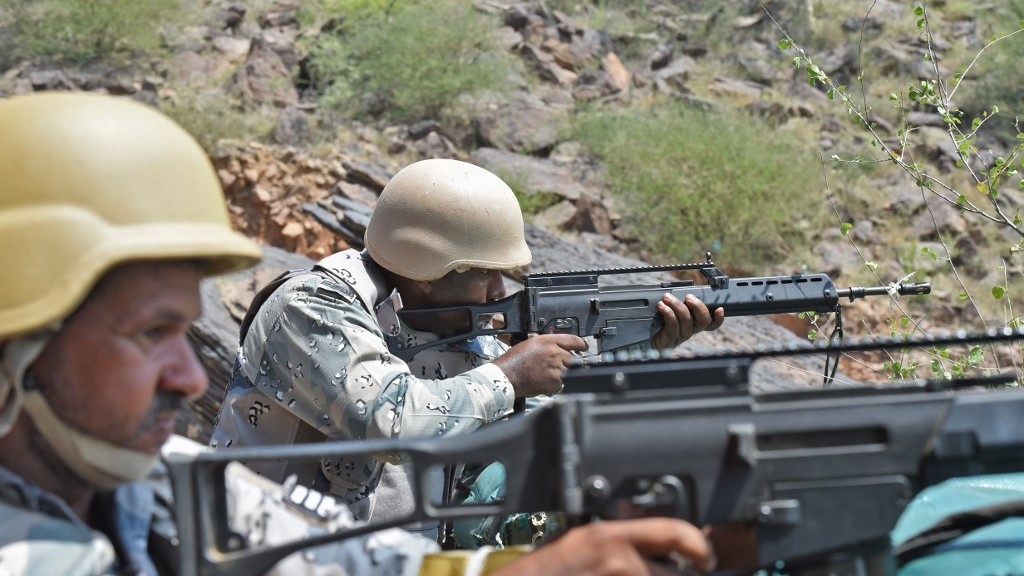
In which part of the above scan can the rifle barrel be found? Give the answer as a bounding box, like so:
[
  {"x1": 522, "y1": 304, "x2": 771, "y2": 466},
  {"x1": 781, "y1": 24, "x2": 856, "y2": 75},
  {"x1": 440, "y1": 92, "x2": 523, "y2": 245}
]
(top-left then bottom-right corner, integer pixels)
[{"x1": 837, "y1": 282, "x2": 931, "y2": 301}]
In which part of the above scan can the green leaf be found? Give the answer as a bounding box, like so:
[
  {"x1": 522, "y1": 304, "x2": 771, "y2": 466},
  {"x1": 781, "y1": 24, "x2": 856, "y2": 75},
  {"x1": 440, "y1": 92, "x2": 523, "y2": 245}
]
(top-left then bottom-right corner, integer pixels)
[
  {"x1": 968, "y1": 346, "x2": 984, "y2": 364},
  {"x1": 840, "y1": 222, "x2": 853, "y2": 235},
  {"x1": 993, "y1": 286, "x2": 1007, "y2": 299},
  {"x1": 914, "y1": 6, "x2": 925, "y2": 16},
  {"x1": 778, "y1": 39, "x2": 792, "y2": 50}
]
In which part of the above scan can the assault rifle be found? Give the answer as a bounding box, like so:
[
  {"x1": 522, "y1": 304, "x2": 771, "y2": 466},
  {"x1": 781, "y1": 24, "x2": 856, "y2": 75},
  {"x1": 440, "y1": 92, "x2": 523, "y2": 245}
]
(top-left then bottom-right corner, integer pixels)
[
  {"x1": 168, "y1": 328, "x2": 1024, "y2": 576},
  {"x1": 386, "y1": 254, "x2": 931, "y2": 361}
]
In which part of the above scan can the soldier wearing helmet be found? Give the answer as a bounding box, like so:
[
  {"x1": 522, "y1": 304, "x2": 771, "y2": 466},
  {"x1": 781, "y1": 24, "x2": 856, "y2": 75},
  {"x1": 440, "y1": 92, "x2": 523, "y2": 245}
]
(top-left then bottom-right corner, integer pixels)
[
  {"x1": 210, "y1": 157, "x2": 725, "y2": 544},
  {"x1": 0, "y1": 91, "x2": 262, "y2": 572}
]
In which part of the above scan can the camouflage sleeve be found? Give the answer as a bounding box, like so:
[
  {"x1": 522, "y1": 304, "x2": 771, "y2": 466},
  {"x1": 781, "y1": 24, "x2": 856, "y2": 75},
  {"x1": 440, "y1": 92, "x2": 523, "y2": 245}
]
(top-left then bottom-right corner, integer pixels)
[
  {"x1": 239, "y1": 273, "x2": 515, "y2": 443},
  {"x1": 0, "y1": 501, "x2": 119, "y2": 576},
  {"x1": 225, "y1": 462, "x2": 438, "y2": 576},
  {"x1": 224, "y1": 463, "x2": 535, "y2": 576}
]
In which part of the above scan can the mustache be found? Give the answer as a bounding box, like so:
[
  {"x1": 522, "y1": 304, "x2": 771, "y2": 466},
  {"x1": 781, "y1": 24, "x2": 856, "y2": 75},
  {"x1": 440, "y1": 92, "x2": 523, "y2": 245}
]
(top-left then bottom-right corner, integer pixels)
[
  {"x1": 128, "y1": 391, "x2": 187, "y2": 442},
  {"x1": 150, "y1": 391, "x2": 187, "y2": 414}
]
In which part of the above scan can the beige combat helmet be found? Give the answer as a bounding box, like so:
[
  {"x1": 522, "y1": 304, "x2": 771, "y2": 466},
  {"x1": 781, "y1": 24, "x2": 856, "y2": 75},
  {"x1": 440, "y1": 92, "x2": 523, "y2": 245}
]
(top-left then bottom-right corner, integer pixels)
[
  {"x1": 0, "y1": 92, "x2": 263, "y2": 480},
  {"x1": 364, "y1": 158, "x2": 532, "y2": 281},
  {"x1": 0, "y1": 91, "x2": 262, "y2": 340}
]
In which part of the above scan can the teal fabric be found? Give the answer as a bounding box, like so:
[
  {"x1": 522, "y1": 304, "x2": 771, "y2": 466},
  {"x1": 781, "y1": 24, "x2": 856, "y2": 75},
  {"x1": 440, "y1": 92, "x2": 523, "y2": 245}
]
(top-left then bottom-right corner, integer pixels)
[
  {"x1": 451, "y1": 461, "x2": 563, "y2": 549},
  {"x1": 893, "y1": 474, "x2": 1024, "y2": 576}
]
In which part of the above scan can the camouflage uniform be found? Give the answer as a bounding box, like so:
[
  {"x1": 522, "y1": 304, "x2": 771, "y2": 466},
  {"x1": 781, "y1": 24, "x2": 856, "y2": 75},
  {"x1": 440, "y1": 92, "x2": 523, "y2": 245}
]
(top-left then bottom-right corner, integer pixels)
[
  {"x1": 210, "y1": 250, "x2": 519, "y2": 540},
  {"x1": 0, "y1": 439, "x2": 439, "y2": 576},
  {"x1": 0, "y1": 463, "x2": 150, "y2": 575}
]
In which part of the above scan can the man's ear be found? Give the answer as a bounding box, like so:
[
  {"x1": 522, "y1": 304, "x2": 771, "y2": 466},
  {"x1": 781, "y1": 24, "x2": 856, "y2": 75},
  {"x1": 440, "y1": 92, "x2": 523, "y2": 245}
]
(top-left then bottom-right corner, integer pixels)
[{"x1": 400, "y1": 280, "x2": 435, "y2": 307}]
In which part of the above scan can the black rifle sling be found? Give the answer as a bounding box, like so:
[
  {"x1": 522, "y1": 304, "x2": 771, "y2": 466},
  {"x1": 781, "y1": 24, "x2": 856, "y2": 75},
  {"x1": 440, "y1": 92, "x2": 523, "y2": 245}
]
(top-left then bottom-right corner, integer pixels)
[
  {"x1": 894, "y1": 498, "x2": 1024, "y2": 567},
  {"x1": 237, "y1": 268, "x2": 308, "y2": 343}
]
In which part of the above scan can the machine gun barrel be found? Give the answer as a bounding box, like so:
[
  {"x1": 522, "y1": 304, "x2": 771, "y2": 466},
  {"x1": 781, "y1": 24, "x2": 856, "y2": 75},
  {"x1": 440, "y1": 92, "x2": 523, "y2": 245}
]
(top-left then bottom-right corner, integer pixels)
[{"x1": 172, "y1": 328, "x2": 1024, "y2": 576}]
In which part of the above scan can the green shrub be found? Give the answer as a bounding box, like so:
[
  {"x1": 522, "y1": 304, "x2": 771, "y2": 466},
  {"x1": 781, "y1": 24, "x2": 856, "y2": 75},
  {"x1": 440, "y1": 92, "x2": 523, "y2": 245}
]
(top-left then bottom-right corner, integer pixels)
[
  {"x1": 514, "y1": 190, "x2": 564, "y2": 217},
  {"x1": 0, "y1": 0, "x2": 188, "y2": 67},
  {"x1": 776, "y1": 3, "x2": 1024, "y2": 382},
  {"x1": 306, "y1": 0, "x2": 520, "y2": 123},
  {"x1": 159, "y1": 91, "x2": 274, "y2": 154},
  {"x1": 296, "y1": 0, "x2": 415, "y2": 29},
  {"x1": 568, "y1": 101, "x2": 826, "y2": 272},
  {"x1": 957, "y1": 5, "x2": 1024, "y2": 142}
]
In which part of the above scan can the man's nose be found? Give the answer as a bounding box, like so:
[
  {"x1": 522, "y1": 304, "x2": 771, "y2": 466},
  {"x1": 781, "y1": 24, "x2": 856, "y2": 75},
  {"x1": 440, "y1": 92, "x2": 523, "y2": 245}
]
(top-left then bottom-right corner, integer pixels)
[
  {"x1": 487, "y1": 270, "x2": 507, "y2": 300},
  {"x1": 159, "y1": 336, "x2": 208, "y2": 400}
]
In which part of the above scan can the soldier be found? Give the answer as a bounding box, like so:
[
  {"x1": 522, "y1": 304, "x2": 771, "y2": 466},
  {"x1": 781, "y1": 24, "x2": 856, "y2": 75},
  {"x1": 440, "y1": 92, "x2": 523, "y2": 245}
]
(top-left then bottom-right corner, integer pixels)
[
  {"x1": 0, "y1": 90, "x2": 257, "y2": 573},
  {"x1": 0, "y1": 91, "x2": 717, "y2": 575},
  {"x1": 209, "y1": 157, "x2": 726, "y2": 545}
]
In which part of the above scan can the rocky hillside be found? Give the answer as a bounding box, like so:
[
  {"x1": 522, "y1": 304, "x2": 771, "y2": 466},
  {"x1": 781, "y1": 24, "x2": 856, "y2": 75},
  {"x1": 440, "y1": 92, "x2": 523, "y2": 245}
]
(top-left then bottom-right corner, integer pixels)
[{"x1": 2, "y1": 0, "x2": 1020, "y2": 440}]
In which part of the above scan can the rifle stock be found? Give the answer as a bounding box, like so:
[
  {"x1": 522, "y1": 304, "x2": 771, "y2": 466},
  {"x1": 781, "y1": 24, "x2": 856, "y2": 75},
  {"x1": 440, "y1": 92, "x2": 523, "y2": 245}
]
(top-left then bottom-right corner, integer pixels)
[
  {"x1": 388, "y1": 256, "x2": 931, "y2": 361},
  {"x1": 169, "y1": 328, "x2": 1024, "y2": 576}
]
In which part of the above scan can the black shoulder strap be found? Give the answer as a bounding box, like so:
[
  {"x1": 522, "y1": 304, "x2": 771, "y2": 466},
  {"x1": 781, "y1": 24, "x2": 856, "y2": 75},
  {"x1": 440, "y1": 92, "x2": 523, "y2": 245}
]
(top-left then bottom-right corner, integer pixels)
[
  {"x1": 894, "y1": 498, "x2": 1024, "y2": 567},
  {"x1": 238, "y1": 268, "x2": 308, "y2": 343}
]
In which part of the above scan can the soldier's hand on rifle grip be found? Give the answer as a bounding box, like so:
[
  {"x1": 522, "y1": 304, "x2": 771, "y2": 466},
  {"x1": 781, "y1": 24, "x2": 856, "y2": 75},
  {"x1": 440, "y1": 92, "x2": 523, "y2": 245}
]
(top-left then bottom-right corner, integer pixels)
[
  {"x1": 489, "y1": 518, "x2": 716, "y2": 576},
  {"x1": 492, "y1": 333, "x2": 588, "y2": 398},
  {"x1": 651, "y1": 294, "x2": 726, "y2": 351}
]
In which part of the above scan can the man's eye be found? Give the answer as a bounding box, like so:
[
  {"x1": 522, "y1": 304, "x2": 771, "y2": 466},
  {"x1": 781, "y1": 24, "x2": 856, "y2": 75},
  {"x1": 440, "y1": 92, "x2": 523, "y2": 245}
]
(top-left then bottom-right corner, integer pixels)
[{"x1": 143, "y1": 325, "x2": 174, "y2": 340}]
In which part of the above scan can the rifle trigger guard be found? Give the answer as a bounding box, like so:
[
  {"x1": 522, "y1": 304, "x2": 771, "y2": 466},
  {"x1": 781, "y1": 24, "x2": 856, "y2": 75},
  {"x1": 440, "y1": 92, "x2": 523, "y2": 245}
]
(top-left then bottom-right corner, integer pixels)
[{"x1": 630, "y1": 475, "x2": 688, "y2": 518}]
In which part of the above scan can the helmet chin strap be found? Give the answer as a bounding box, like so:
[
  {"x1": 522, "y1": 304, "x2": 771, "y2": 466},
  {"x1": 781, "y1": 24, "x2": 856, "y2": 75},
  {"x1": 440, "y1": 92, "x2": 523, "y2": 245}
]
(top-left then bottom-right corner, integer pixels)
[
  {"x1": 1, "y1": 332, "x2": 159, "y2": 490},
  {"x1": 21, "y1": 391, "x2": 159, "y2": 490},
  {"x1": 0, "y1": 332, "x2": 50, "y2": 436}
]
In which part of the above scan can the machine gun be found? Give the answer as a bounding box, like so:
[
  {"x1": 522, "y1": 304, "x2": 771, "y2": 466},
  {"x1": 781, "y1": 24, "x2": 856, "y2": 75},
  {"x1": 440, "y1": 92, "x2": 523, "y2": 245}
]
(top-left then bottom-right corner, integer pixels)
[
  {"x1": 386, "y1": 254, "x2": 931, "y2": 362},
  {"x1": 168, "y1": 328, "x2": 1024, "y2": 576}
]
